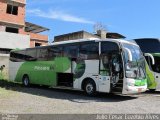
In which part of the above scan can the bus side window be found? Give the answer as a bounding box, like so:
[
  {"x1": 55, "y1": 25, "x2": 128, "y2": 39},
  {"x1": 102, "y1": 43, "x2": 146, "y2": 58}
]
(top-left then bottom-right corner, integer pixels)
[
  {"x1": 150, "y1": 56, "x2": 160, "y2": 73},
  {"x1": 48, "y1": 46, "x2": 63, "y2": 60},
  {"x1": 100, "y1": 41, "x2": 120, "y2": 75},
  {"x1": 37, "y1": 48, "x2": 48, "y2": 61},
  {"x1": 63, "y1": 45, "x2": 79, "y2": 60},
  {"x1": 79, "y1": 43, "x2": 99, "y2": 60},
  {"x1": 26, "y1": 49, "x2": 37, "y2": 61},
  {"x1": 10, "y1": 51, "x2": 26, "y2": 62},
  {"x1": 101, "y1": 42, "x2": 119, "y2": 54}
]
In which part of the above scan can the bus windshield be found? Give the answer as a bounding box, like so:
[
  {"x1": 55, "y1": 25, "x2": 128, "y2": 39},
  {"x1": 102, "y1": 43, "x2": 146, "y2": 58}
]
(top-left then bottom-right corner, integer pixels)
[{"x1": 123, "y1": 43, "x2": 146, "y2": 79}]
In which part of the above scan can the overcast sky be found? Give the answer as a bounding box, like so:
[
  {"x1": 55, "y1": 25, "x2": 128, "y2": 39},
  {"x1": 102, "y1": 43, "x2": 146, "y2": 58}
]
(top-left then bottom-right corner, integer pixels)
[{"x1": 26, "y1": 0, "x2": 160, "y2": 42}]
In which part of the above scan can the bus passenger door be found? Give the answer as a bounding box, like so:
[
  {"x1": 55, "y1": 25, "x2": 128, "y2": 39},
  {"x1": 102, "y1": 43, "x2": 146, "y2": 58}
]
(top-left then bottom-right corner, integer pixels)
[{"x1": 99, "y1": 54, "x2": 111, "y2": 93}]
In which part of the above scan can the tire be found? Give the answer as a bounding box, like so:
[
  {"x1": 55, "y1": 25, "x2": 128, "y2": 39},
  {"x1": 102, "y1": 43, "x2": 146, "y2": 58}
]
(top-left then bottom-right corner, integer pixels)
[
  {"x1": 84, "y1": 80, "x2": 96, "y2": 96},
  {"x1": 22, "y1": 75, "x2": 30, "y2": 87},
  {"x1": 149, "y1": 89, "x2": 156, "y2": 92}
]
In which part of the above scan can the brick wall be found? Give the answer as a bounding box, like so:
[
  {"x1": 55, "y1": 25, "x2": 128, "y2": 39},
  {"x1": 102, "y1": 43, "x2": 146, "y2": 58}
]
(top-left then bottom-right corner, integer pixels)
[
  {"x1": 30, "y1": 40, "x2": 48, "y2": 48},
  {"x1": 0, "y1": 0, "x2": 48, "y2": 48},
  {"x1": 0, "y1": 0, "x2": 25, "y2": 26}
]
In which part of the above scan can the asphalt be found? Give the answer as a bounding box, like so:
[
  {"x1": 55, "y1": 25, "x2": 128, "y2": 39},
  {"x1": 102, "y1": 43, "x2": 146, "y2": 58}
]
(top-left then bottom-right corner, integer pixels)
[{"x1": 0, "y1": 80, "x2": 160, "y2": 114}]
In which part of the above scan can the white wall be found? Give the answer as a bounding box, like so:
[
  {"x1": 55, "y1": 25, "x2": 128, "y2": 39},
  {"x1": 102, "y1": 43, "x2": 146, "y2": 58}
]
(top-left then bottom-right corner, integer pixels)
[
  {"x1": 0, "y1": 32, "x2": 30, "y2": 80},
  {"x1": 0, "y1": 32, "x2": 30, "y2": 49},
  {"x1": 0, "y1": 54, "x2": 9, "y2": 80}
]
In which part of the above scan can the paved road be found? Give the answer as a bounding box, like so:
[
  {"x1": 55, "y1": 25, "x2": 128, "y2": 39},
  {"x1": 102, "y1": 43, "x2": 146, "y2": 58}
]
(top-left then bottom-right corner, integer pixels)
[{"x1": 0, "y1": 80, "x2": 160, "y2": 114}]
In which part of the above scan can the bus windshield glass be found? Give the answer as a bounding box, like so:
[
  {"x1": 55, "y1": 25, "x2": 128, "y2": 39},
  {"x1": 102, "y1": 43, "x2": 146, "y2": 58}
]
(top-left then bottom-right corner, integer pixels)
[{"x1": 122, "y1": 43, "x2": 146, "y2": 79}]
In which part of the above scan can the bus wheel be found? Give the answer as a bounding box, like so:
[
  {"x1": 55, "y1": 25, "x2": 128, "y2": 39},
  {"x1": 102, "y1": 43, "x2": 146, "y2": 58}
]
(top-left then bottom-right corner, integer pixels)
[
  {"x1": 84, "y1": 80, "x2": 96, "y2": 96},
  {"x1": 149, "y1": 89, "x2": 156, "y2": 92},
  {"x1": 22, "y1": 75, "x2": 30, "y2": 87}
]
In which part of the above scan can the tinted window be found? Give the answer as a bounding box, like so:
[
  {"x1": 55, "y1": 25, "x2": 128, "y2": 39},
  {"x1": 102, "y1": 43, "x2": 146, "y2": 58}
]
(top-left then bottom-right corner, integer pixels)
[
  {"x1": 149, "y1": 56, "x2": 160, "y2": 73},
  {"x1": 26, "y1": 49, "x2": 37, "y2": 61},
  {"x1": 80, "y1": 42, "x2": 99, "y2": 60},
  {"x1": 135, "y1": 39, "x2": 160, "y2": 53},
  {"x1": 64, "y1": 44, "x2": 79, "y2": 59},
  {"x1": 47, "y1": 46, "x2": 63, "y2": 60},
  {"x1": 37, "y1": 48, "x2": 48, "y2": 61},
  {"x1": 10, "y1": 50, "x2": 26, "y2": 62},
  {"x1": 101, "y1": 41, "x2": 119, "y2": 54}
]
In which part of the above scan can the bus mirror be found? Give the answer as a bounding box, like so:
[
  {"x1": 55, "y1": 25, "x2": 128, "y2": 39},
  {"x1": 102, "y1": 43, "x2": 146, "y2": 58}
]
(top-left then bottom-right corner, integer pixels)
[
  {"x1": 124, "y1": 48, "x2": 132, "y2": 61},
  {"x1": 144, "y1": 53, "x2": 155, "y2": 65}
]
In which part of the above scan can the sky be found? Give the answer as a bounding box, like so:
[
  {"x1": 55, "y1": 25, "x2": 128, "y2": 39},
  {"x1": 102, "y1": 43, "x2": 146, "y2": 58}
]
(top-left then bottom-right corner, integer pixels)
[{"x1": 26, "y1": 0, "x2": 160, "y2": 42}]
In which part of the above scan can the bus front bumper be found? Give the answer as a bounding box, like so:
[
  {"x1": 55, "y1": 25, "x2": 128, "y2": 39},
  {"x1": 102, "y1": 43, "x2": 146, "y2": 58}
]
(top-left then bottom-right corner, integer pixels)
[{"x1": 122, "y1": 85, "x2": 147, "y2": 95}]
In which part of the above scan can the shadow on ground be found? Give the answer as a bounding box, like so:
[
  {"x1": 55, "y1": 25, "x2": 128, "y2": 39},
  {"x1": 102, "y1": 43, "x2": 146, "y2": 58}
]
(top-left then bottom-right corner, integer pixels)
[
  {"x1": 0, "y1": 80, "x2": 137, "y2": 103},
  {"x1": 144, "y1": 90, "x2": 160, "y2": 94}
]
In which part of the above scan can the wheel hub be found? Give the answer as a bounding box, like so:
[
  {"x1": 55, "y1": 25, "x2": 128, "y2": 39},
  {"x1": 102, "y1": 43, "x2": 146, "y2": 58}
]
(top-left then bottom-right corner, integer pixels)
[{"x1": 86, "y1": 83, "x2": 93, "y2": 94}]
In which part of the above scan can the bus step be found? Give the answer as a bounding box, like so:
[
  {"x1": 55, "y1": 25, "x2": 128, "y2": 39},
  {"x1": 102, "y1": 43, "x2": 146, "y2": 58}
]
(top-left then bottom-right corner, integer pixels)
[
  {"x1": 118, "y1": 80, "x2": 123, "y2": 83},
  {"x1": 112, "y1": 87, "x2": 123, "y2": 92},
  {"x1": 112, "y1": 92, "x2": 122, "y2": 95},
  {"x1": 115, "y1": 83, "x2": 123, "y2": 87}
]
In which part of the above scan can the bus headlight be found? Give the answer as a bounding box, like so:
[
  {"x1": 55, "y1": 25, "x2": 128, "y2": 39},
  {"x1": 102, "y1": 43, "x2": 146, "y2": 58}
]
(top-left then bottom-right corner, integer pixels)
[{"x1": 127, "y1": 82, "x2": 135, "y2": 86}]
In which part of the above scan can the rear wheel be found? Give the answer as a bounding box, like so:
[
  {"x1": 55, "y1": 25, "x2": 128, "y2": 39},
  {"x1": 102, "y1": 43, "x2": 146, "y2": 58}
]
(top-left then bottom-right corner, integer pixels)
[
  {"x1": 84, "y1": 80, "x2": 96, "y2": 96},
  {"x1": 22, "y1": 75, "x2": 30, "y2": 87}
]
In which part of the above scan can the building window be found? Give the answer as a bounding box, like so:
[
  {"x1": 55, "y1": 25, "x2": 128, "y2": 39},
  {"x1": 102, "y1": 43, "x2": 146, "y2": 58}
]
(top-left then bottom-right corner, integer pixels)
[
  {"x1": 0, "y1": 48, "x2": 11, "y2": 54},
  {"x1": 6, "y1": 4, "x2": 18, "y2": 15},
  {"x1": 6, "y1": 27, "x2": 19, "y2": 33},
  {"x1": 35, "y1": 43, "x2": 42, "y2": 47}
]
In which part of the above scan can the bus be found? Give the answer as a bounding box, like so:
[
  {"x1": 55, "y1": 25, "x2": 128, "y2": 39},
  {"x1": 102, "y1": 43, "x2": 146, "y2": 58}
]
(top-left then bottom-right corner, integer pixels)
[
  {"x1": 9, "y1": 39, "x2": 147, "y2": 96},
  {"x1": 134, "y1": 38, "x2": 160, "y2": 91}
]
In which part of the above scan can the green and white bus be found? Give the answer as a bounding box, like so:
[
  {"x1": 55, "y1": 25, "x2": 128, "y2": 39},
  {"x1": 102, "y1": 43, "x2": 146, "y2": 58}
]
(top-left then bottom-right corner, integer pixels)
[
  {"x1": 9, "y1": 39, "x2": 147, "y2": 95},
  {"x1": 134, "y1": 38, "x2": 160, "y2": 91}
]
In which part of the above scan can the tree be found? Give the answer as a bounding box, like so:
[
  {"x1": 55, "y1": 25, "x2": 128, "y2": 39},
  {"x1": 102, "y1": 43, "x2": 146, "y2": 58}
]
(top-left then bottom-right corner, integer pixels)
[{"x1": 93, "y1": 22, "x2": 107, "y2": 33}]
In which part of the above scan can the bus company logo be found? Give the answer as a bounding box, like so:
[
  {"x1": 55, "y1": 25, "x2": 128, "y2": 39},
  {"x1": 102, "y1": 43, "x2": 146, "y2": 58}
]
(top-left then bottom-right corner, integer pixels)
[{"x1": 34, "y1": 66, "x2": 50, "y2": 71}]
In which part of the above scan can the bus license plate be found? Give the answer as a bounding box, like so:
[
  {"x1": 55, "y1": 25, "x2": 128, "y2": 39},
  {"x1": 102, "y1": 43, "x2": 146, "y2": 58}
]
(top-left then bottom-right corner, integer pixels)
[{"x1": 138, "y1": 88, "x2": 142, "y2": 92}]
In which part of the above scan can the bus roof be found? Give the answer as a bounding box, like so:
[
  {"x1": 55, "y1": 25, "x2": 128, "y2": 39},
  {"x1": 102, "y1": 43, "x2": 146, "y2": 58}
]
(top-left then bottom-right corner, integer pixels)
[
  {"x1": 11, "y1": 38, "x2": 138, "y2": 52},
  {"x1": 52, "y1": 38, "x2": 138, "y2": 46}
]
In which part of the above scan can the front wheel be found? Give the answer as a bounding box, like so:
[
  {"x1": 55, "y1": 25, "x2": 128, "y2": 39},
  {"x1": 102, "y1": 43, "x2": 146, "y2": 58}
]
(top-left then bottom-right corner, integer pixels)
[
  {"x1": 84, "y1": 80, "x2": 96, "y2": 96},
  {"x1": 149, "y1": 89, "x2": 156, "y2": 92},
  {"x1": 22, "y1": 75, "x2": 30, "y2": 87}
]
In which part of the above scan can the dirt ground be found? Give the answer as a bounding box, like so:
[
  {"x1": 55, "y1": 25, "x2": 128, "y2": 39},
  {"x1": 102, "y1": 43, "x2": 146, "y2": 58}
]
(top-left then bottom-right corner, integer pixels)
[{"x1": 0, "y1": 80, "x2": 160, "y2": 114}]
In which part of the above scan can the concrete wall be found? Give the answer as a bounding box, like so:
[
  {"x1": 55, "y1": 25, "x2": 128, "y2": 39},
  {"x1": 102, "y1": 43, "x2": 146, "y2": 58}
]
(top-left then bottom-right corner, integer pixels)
[
  {"x1": 0, "y1": 54, "x2": 9, "y2": 80},
  {"x1": 0, "y1": 32, "x2": 30, "y2": 80},
  {"x1": 19, "y1": 29, "x2": 49, "y2": 47},
  {"x1": 0, "y1": 25, "x2": 5, "y2": 31},
  {"x1": 0, "y1": 32, "x2": 30, "y2": 49},
  {"x1": 54, "y1": 31, "x2": 100, "y2": 42}
]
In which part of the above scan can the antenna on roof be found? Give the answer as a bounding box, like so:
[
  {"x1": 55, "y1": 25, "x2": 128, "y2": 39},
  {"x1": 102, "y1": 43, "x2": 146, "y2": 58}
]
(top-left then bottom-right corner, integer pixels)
[{"x1": 93, "y1": 22, "x2": 107, "y2": 33}]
